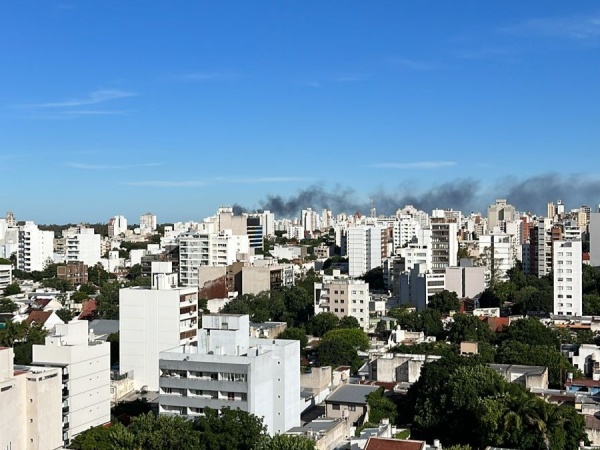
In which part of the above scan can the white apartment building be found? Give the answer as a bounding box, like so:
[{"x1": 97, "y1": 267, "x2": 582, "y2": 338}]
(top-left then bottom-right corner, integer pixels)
[
  {"x1": 392, "y1": 216, "x2": 421, "y2": 251},
  {"x1": 314, "y1": 276, "x2": 370, "y2": 329},
  {"x1": 179, "y1": 230, "x2": 250, "y2": 287},
  {"x1": 478, "y1": 233, "x2": 517, "y2": 284},
  {"x1": 398, "y1": 263, "x2": 446, "y2": 310},
  {"x1": 158, "y1": 314, "x2": 301, "y2": 435},
  {"x1": 64, "y1": 227, "x2": 101, "y2": 267},
  {"x1": 301, "y1": 208, "x2": 320, "y2": 234},
  {"x1": 430, "y1": 220, "x2": 458, "y2": 273},
  {"x1": 140, "y1": 212, "x2": 157, "y2": 234},
  {"x1": 0, "y1": 347, "x2": 63, "y2": 450},
  {"x1": 487, "y1": 199, "x2": 516, "y2": 230},
  {"x1": 108, "y1": 215, "x2": 128, "y2": 237},
  {"x1": 554, "y1": 240, "x2": 583, "y2": 316},
  {"x1": 120, "y1": 269, "x2": 199, "y2": 391},
  {"x1": 32, "y1": 321, "x2": 110, "y2": 447},
  {"x1": 395, "y1": 205, "x2": 430, "y2": 228},
  {"x1": 536, "y1": 218, "x2": 554, "y2": 277},
  {"x1": 348, "y1": 225, "x2": 386, "y2": 277},
  {"x1": 18, "y1": 221, "x2": 54, "y2": 272},
  {"x1": 0, "y1": 263, "x2": 12, "y2": 291}
]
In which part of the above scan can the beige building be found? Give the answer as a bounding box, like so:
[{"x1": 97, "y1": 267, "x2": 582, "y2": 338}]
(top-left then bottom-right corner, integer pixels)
[
  {"x1": 324, "y1": 384, "x2": 379, "y2": 427},
  {"x1": 314, "y1": 276, "x2": 370, "y2": 330},
  {"x1": 369, "y1": 353, "x2": 441, "y2": 383},
  {"x1": 0, "y1": 347, "x2": 63, "y2": 450}
]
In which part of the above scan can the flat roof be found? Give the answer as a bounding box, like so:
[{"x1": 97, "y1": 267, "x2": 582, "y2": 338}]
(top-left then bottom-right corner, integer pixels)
[{"x1": 325, "y1": 384, "x2": 379, "y2": 405}]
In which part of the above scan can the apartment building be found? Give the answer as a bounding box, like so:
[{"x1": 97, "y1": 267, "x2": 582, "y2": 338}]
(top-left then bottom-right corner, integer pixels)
[
  {"x1": 158, "y1": 314, "x2": 301, "y2": 435},
  {"x1": 392, "y1": 216, "x2": 422, "y2": 250},
  {"x1": 108, "y1": 215, "x2": 128, "y2": 237},
  {"x1": 32, "y1": 320, "x2": 110, "y2": 447},
  {"x1": 63, "y1": 227, "x2": 101, "y2": 267},
  {"x1": 398, "y1": 263, "x2": 445, "y2": 310},
  {"x1": 179, "y1": 230, "x2": 250, "y2": 287},
  {"x1": 120, "y1": 268, "x2": 199, "y2": 391},
  {"x1": 0, "y1": 347, "x2": 63, "y2": 450},
  {"x1": 18, "y1": 221, "x2": 54, "y2": 272},
  {"x1": 348, "y1": 225, "x2": 387, "y2": 277},
  {"x1": 478, "y1": 233, "x2": 517, "y2": 284},
  {"x1": 487, "y1": 199, "x2": 516, "y2": 230},
  {"x1": 430, "y1": 219, "x2": 458, "y2": 273},
  {"x1": 57, "y1": 261, "x2": 88, "y2": 285},
  {"x1": 314, "y1": 276, "x2": 370, "y2": 329},
  {"x1": 554, "y1": 240, "x2": 583, "y2": 316},
  {"x1": 590, "y1": 213, "x2": 600, "y2": 267},
  {"x1": 0, "y1": 263, "x2": 12, "y2": 291},
  {"x1": 140, "y1": 212, "x2": 157, "y2": 234}
]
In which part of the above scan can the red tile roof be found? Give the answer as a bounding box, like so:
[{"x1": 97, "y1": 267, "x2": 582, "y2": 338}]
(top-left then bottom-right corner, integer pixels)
[
  {"x1": 26, "y1": 310, "x2": 52, "y2": 326},
  {"x1": 78, "y1": 299, "x2": 97, "y2": 321},
  {"x1": 365, "y1": 438, "x2": 425, "y2": 450},
  {"x1": 566, "y1": 379, "x2": 600, "y2": 388}
]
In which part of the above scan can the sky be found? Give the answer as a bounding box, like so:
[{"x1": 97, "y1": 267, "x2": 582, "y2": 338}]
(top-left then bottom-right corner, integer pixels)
[{"x1": 2, "y1": 1, "x2": 600, "y2": 223}]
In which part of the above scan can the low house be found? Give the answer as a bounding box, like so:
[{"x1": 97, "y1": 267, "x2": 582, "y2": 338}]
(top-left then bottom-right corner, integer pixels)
[
  {"x1": 488, "y1": 364, "x2": 549, "y2": 390},
  {"x1": 364, "y1": 437, "x2": 427, "y2": 450},
  {"x1": 287, "y1": 418, "x2": 347, "y2": 450},
  {"x1": 324, "y1": 384, "x2": 379, "y2": 427},
  {"x1": 370, "y1": 353, "x2": 441, "y2": 384}
]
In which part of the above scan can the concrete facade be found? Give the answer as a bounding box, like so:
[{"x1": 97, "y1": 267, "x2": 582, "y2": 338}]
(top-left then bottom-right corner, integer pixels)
[
  {"x1": 18, "y1": 221, "x2": 54, "y2": 272},
  {"x1": 0, "y1": 347, "x2": 63, "y2": 450},
  {"x1": 314, "y1": 276, "x2": 370, "y2": 329},
  {"x1": 158, "y1": 314, "x2": 301, "y2": 435},
  {"x1": 554, "y1": 240, "x2": 583, "y2": 316},
  {"x1": 32, "y1": 321, "x2": 110, "y2": 446},
  {"x1": 120, "y1": 271, "x2": 199, "y2": 391},
  {"x1": 370, "y1": 353, "x2": 441, "y2": 383}
]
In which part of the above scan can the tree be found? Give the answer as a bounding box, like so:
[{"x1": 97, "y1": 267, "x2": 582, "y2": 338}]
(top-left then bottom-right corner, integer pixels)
[
  {"x1": 88, "y1": 263, "x2": 111, "y2": 286},
  {"x1": 261, "y1": 435, "x2": 316, "y2": 450},
  {"x1": 195, "y1": 407, "x2": 269, "y2": 450},
  {"x1": 338, "y1": 315, "x2": 361, "y2": 329},
  {"x1": 500, "y1": 317, "x2": 558, "y2": 347},
  {"x1": 322, "y1": 328, "x2": 369, "y2": 351},
  {"x1": 3, "y1": 283, "x2": 21, "y2": 296},
  {"x1": 56, "y1": 308, "x2": 75, "y2": 323},
  {"x1": 358, "y1": 267, "x2": 385, "y2": 290},
  {"x1": 127, "y1": 412, "x2": 200, "y2": 450},
  {"x1": 478, "y1": 287, "x2": 501, "y2": 308},
  {"x1": 41, "y1": 277, "x2": 73, "y2": 292},
  {"x1": 447, "y1": 314, "x2": 493, "y2": 344},
  {"x1": 315, "y1": 338, "x2": 362, "y2": 372},
  {"x1": 68, "y1": 422, "x2": 128, "y2": 450},
  {"x1": 96, "y1": 281, "x2": 121, "y2": 320},
  {"x1": 277, "y1": 327, "x2": 308, "y2": 349},
  {"x1": 367, "y1": 387, "x2": 397, "y2": 424},
  {"x1": 428, "y1": 290, "x2": 460, "y2": 313},
  {"x1": 307, "y1": 312, "x2": 339, "y2": 337},
  {"x1": 0, "y1": 298, "x2": 18, "y2": 313}
]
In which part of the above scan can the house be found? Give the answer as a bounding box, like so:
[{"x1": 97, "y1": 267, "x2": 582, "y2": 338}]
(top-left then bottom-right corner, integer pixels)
[
  {"x1": 364, "y1": 437, "x2": 426, "y2": 450},
  {"x1": 324, "y1": 384, "x2": 379, "y2": 427},
  {"x1": 488, "y1": 364, "x2": 549, "y2": 390},
  {"x1": 287, "y1": 418, "x2": 347, "y2": 450},
  {"x1": 566, "y1": 379, "x2": 600, "y2": 395},
  {"x1": 13, "y1": 310, "x2": 65, "y2": 331},
  {"x1": 369, "y1": 353, "x2": 441, "y2": 384}
]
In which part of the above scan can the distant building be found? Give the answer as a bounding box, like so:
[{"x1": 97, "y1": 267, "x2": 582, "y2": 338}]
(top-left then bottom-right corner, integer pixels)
[
  {"x1": 0, "y1": 263, "x2": 12, "y2": 291},
  {"x1": 158, "y1": 314, "x2": 301, "y2": 435},
  {"x1": 324, "y1": 384, "x2": 379, "y2": 427},
  {"x1": 108, "y1": 215, "x2": 128, "y2": 237},
  {"x1": 140, "y1": 212, "x2": 157, "y2": 234},
  {"x1": 314, "y1": 276, "x2": 370, "y2": 329},
  {"x1": 348, "y1": 225, "x2": 387, "y2": 277},
  {"x1": 57, "y1": 261, "x2": 88, "y2": 285},
  {"x1": 553, "y1": 240, "x2": 583, "y2": 316},
  {"x1": 63, "y1": 226, "x2": 101, "y2": 267},
  {"x1": 590, "y1": 213, "x2": 600, "y2": 267},
  {"x1": 17, "y1": 221, "x2": 54, "y2": 272},
  {"x1": 487, "y1": 199, "x2": 516, "y2": 230}
]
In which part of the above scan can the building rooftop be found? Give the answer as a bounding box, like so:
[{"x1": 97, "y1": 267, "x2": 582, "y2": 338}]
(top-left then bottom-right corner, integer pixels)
[
  {"x1": 365, "y1": 437, "x2": 425, "y2": 450},
  {"x1": 288, "y1": 417, "x2": 344, "y2": 434},
  {"x1": 488, "y1": 363, "x2": 547, "y2": 376},
  {"x1": 325, "y1": 384, "x2": 379, "y2": 405}
]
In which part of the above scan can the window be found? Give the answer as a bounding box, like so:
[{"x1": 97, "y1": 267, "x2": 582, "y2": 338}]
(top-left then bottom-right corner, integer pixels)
[
  {"x1": 341, "y1": 290, "x2": 345, "y2": 294},
  {"x1": 341, "y1": 309, "x2": 344, "y2": 312},
  {"x1": 228, "y1": 392, "x2": 235, "y2": 401},
  {"x1": 567, "y1": 278, "x2": 572, "y2": 282},
  {"x1": 349, "y1": 406, "x2": 356, "y2": 411},
  {"x1": 558, "y1": 295, "x2": 563, "y2": 298},
  {"x1": 334, "y1": 308, "x2": 338, "y2": 312},
  {"x1": 334, "y1": 290, "x2": 338, "y2": 294},
  {"x1": 332, "y1": 404, "x2": 340, "y2": 410}
]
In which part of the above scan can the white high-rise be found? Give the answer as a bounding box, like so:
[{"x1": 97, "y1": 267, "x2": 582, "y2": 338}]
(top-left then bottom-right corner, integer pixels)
[
  {"x1": 158, "y1": 314, "x2": 301, "y2": 435},
  {"x1": 348, "y1": 225, "x2": 386, "y2": 277},
  {"x1": 64, "y1": 226, "x2": 101, "y2": 267},
  {"x1": 17, "y1": 221, "x2": 54, "y2": 272},
  {"x1": 430, "y1": 220, "x2": 458, "y2": 273},
  {"x1": 179, "y1": 230, "x2": 249, "y2": 287},
  {"x1": 554, "y1": 240, "x2": 582, "y2": 316},
  {"x1": 140, "y1": 212, "x2": 157, "y2": 234},
  {"x1": 108, "y1": 215, "x2": 128, "y2": 237},
  {"x1": 120, "y1": 267, "x2": 199, "y2": 391},
  {"x1": 32, "y1": 321, "x2": 110, "y2": 447}
]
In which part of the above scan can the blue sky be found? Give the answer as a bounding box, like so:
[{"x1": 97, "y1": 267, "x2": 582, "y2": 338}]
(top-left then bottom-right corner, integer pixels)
[{"x1": 2, "y1": 1, "x2": 600, "y2": 223}]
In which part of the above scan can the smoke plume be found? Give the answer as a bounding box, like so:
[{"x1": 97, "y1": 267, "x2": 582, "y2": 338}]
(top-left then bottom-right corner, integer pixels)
[{"x1": 241, "y1": 174, "x2": 600, "y2": 218}]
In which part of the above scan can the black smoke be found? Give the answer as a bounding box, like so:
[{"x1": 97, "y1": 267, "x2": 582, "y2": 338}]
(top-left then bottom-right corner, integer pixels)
[{"x1": 238, "y1": 174, "x2": 600, "y2": 218}]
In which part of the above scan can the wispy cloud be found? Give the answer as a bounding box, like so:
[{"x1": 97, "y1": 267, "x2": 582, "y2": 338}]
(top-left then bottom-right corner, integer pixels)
[
  {"x1": 389, "y1": 58, "x2": 442, "y2": 71},
  {"x1": 64, "y1": 162, "x2": 161, "y2": 170},
  {"x1": 174, "y1": 72, "x2": 239, "y2": 82},
  {"x1": 370, "y1": 161, "x2": 456, "y2": 169},
  {"x1": 21, "y1": 89, "x2": 137, "y2": 109},
  {"x1": 123, "y1": 176, "x2": 311, "y2": 188},
  {"x1": 456, "y1": 47, "x2": 513, "y2": 60},
  {"x1": 503, "y1": 13, "x2": 600, "y2": 40},
  {"x1": 299, "y1": 73, "x2": 365, "y2": 88}
]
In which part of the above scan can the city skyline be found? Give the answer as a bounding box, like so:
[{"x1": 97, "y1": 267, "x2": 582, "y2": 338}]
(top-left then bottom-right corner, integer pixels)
[{"x1": 2, "y1": 2, "x2": 600, "y2": 222}]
